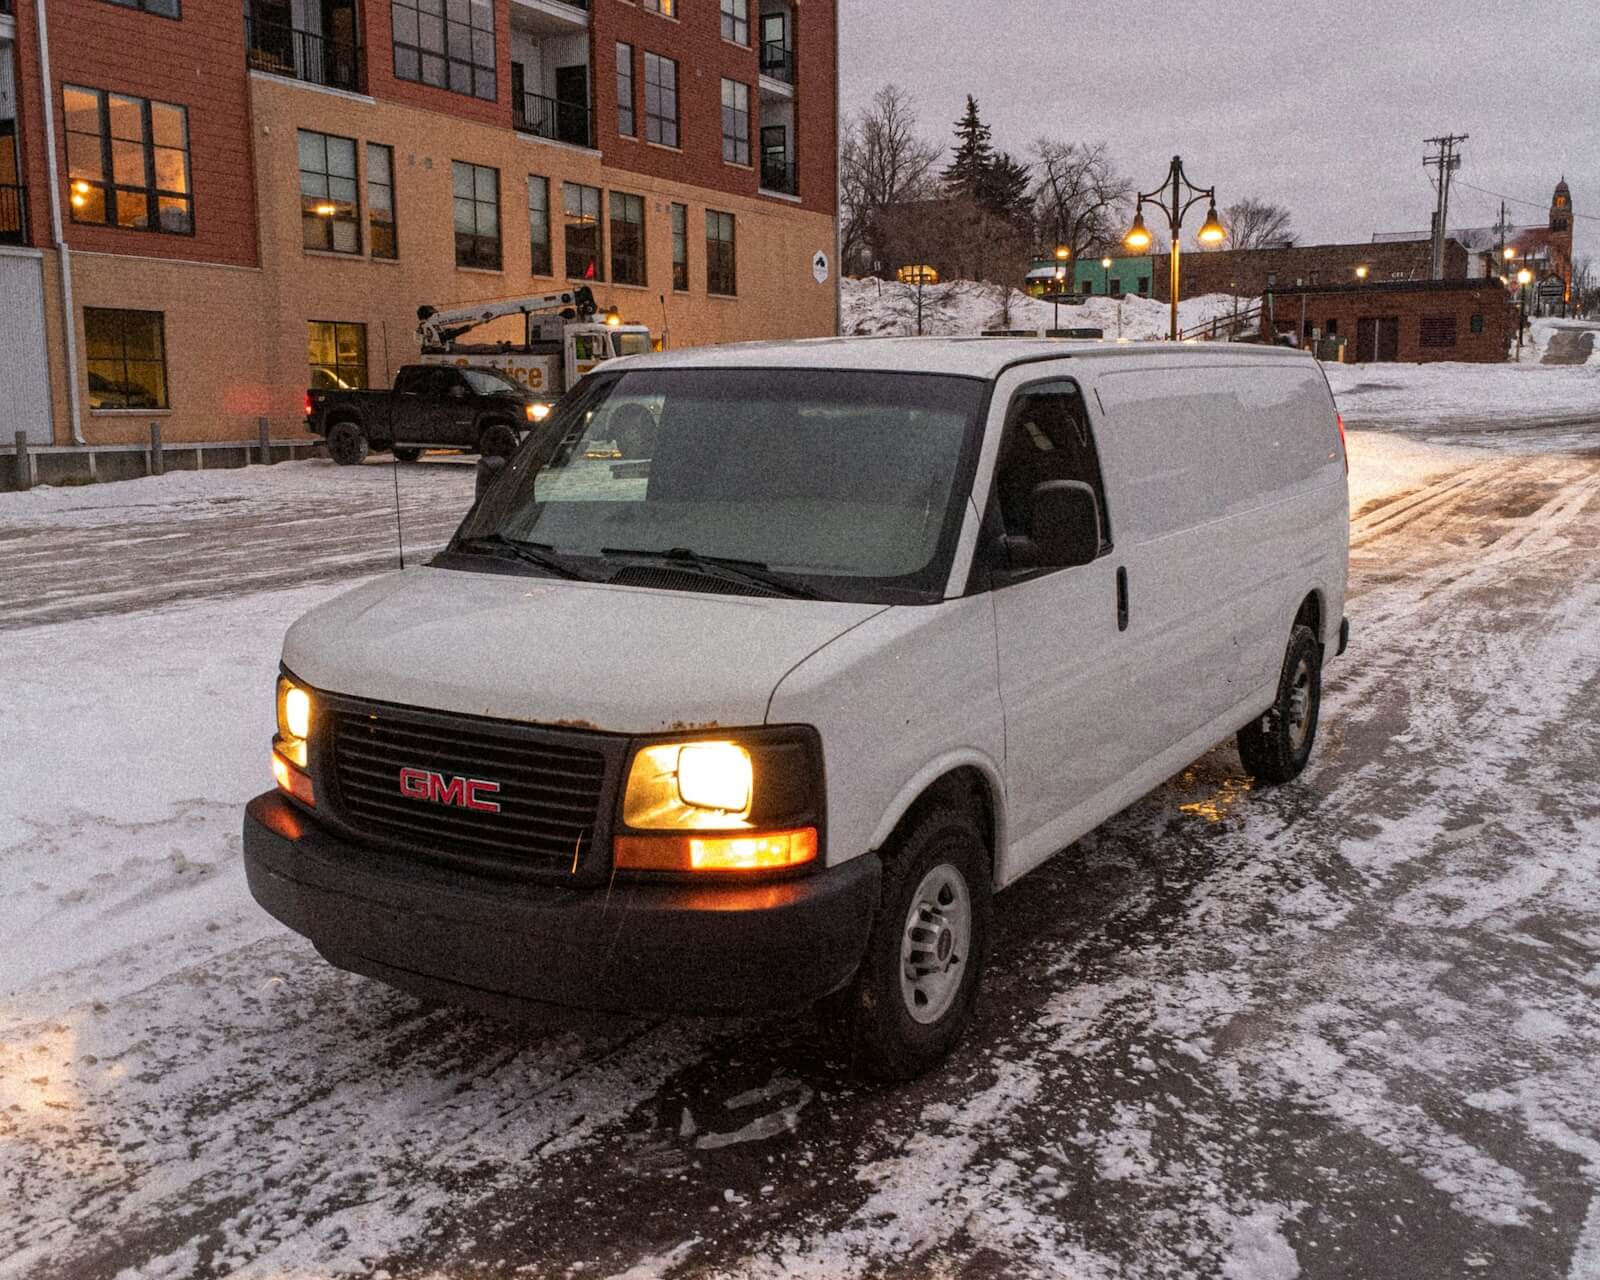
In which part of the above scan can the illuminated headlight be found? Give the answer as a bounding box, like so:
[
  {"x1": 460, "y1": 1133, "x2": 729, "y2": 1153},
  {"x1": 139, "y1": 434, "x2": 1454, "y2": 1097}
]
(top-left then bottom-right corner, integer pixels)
[
  {"x1": 526, "y1": 402, "x2": 551, "y2": 422},
  {"x1": 273, "y1": 674, "x2": 316, "y2": 806},
  {"x1": 615, "y1": 730, "x2": 823, "y2": 872}
]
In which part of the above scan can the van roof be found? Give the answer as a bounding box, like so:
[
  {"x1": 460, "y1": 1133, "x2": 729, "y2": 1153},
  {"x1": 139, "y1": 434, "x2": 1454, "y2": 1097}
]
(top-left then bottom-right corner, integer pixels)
[{"x1": 619, "y1": 336, "x2": 1314, "y2": 380}]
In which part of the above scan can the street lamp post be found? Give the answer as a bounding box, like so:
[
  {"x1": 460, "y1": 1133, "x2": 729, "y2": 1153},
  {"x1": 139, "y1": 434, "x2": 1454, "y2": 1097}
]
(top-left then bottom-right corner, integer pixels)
[
  {"x1": 1052, "y1": 244, "x2": 1070, "y2": 332},
  {"x1": 1101, "y1": 256, "x2": 1113, "y2": 297},
  {"x1": 1516, "y1": 267, "x2": 1533, "y2": 360},
  {"x1": 1124, "y1": 155, "x2": 1225, "y2": 340}
]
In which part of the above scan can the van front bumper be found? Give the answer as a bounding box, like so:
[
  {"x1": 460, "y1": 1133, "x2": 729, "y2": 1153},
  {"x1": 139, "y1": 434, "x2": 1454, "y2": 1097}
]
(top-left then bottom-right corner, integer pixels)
[{"x1": 242, "y1": 791, "x2": 880, "y2": 1019}]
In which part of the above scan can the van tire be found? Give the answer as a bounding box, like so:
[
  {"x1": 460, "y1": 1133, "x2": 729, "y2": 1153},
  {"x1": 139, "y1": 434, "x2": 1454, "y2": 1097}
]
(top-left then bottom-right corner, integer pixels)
[
  {"x1": 824, "y1": 805, "x2": 992, "y2": 1081},
  {"x1": 478, "y1": 423, "x2": 518, "y2": 459},
  {"x1": 326, "y1": 421, "x2": 368, "y2": 467},
  {"x1": 392, "y1": 447, "x2": 421, "y2": 463},
  {"x1": 1237, "y1": 624, "x2": 1322, "y2": 784}
]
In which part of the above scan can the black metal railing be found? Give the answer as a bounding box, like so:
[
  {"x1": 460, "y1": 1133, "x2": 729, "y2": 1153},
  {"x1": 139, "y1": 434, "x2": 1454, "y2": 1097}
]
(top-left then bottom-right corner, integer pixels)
[
  {"x1": 244, "y1": 14, "x2": 363, "y2": 93},
  {"x1": 515, "y1": 91, "x2": 591, "y2": 148},
  {"x1": 0, "y1": 184, "x2": 26, "y2": 247},
  {"x1": 760, "y1": 157, "x2": 797, "y2": 196},
  {"x1": 759, "y1": 40, "x2": 793, "y2": 83},
  {"x1": 0, "y1": 1, "x2": 12, "y2": 15}
]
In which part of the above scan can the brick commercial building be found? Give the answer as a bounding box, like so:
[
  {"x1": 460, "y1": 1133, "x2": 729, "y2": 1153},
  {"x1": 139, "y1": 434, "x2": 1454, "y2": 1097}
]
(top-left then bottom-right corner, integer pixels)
[
  {"x1": 1261, "y1": 278, "x2": 1518, "y2": 364},
  {"x1": 0, "y1": 0, "x2": 837, "y2": 451},
  {"x1": 1152, "y1": 237, "x2": 1469, "y2": 302}
]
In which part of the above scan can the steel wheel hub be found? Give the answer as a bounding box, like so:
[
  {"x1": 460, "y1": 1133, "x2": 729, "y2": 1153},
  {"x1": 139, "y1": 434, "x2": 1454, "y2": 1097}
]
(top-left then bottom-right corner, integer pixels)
[
  {"x1": 1287, "y1": 659, "x2": 1313, "y2": 751},
  {"x1": 900, "y1": 864, "x2": 972, "y2": 1025}
]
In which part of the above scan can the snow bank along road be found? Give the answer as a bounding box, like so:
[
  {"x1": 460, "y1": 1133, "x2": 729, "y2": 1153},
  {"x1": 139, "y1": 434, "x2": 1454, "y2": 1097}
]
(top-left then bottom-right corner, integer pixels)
[{"x1": 3, "y1": 411, "x2": 1600, "y2": 1277}]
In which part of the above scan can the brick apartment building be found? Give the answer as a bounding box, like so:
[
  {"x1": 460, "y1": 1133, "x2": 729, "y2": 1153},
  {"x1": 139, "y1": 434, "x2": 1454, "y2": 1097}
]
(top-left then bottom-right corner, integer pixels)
[{"x1": 0, "y1": 0, "x2": 838, "y2": 449}]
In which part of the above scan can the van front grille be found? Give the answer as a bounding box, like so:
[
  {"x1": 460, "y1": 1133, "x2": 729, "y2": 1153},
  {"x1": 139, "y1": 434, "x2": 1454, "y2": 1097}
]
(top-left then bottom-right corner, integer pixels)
[{"x1": 326, "y1": 702, "x2": 611, "y2": 878}]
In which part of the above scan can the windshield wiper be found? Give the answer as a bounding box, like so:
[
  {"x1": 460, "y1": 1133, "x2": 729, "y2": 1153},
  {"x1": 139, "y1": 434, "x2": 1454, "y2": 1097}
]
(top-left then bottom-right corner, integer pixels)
[
  {"x1": 454, "y1": 533, "x2": 591, "y2": 581},
  {"x1": 600, "y1": 545, "x2": 830, "y2": 600}
]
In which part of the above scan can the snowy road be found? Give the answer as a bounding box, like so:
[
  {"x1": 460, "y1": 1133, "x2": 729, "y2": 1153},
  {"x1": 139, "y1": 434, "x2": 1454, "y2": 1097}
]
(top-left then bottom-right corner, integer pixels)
[{"x1": 3, "y1": 420, "x2": 1600, "y2": 1277}]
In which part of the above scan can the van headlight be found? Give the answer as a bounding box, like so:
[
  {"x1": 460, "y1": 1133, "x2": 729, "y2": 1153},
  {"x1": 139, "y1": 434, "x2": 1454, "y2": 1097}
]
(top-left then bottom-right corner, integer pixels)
[
  {"x1": 615, "y1": 729, "x2": 823, "y2": 872},
  {"x1": 272, "y1": 673, "x2": 317, "y2": 807}
]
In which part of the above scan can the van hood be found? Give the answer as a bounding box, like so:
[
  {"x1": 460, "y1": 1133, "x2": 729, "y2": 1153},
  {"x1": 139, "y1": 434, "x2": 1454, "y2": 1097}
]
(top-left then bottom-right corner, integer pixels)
[{"x1": 281, "y1": 566, "x2": 887, "y2": 734}]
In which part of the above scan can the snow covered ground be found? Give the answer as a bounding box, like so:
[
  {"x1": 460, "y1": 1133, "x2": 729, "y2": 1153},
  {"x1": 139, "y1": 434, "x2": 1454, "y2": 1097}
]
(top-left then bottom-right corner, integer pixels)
[{"x1": 3, "y1": 383, "x2": 1599, "y2": 1276}]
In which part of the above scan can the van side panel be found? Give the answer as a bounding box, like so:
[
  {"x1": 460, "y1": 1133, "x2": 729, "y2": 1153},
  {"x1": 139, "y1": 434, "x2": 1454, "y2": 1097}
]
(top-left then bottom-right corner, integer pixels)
[
  {"x1": 765, "y1": 597, "x2": 1007, "y2": 873},
  {"x1": 1089, "y1": 359, "x2": 1347, "y2": 740}
]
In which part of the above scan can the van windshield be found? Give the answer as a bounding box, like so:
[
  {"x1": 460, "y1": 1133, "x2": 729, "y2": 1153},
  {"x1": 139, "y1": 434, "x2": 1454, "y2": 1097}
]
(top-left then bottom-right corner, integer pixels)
[{"x1": 451, "y1": 367, "x2": 988, "y2": 604}]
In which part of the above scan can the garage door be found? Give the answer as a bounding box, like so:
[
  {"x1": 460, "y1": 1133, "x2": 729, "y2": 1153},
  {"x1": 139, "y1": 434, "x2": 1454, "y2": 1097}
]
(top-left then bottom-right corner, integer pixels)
[{"x1": 0, "y1": 252, "x2": 55, "y2": 444}]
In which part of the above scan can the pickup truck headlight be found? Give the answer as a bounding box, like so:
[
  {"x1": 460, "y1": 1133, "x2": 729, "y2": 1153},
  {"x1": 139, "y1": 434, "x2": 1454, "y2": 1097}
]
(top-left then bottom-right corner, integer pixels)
[
  {"x1": 272, "y1": 674, "x2": 317, "y2": 807},
  {"x1": 615, "y1": 730, "x2": 822, "y2": 872}
]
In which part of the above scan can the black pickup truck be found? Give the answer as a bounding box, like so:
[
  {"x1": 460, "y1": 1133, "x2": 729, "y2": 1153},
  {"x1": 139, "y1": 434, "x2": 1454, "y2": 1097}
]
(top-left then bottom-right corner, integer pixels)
[{"x1": 306, "y1": 364, "x2": 542, "y2": 465}]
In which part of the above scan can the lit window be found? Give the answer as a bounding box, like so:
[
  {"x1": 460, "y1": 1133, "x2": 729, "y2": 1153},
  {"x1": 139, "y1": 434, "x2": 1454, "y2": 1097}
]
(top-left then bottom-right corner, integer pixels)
[
  {"x1": 64, "y1": 85, "x2": 192, "y2": 235},
  {"x1": 644, "y1": 0, "x2": 675, "y2": 14},
  {"x1": 299, "y1": 129, "x2": 359, "y2": 253},
  {"x1": 307, "y1": 321, "x2": 368, "y2": 390}
]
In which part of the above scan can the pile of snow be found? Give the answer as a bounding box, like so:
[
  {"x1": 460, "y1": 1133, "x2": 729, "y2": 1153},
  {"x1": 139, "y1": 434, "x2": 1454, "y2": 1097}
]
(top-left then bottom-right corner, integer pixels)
[
  {"x1": 841, "y1": 276, "x2": 1250, "y2": 342},
  {"x1": 1323, "y1": 359, "x2": 1600, "y2": 430}
]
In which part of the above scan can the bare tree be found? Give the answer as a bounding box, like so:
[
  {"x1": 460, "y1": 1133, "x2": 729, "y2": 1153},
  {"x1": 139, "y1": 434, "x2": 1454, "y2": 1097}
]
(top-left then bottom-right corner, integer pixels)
[
  {"x1": 840, "y1": 85, "x2": 943, "y2": 276},
  {"x1": 1031, "y1": 140, "x2": 1133, "y2": 260},
  {"x1": 1221, "y1": 197, "x2": 1296, "y2": 250}
]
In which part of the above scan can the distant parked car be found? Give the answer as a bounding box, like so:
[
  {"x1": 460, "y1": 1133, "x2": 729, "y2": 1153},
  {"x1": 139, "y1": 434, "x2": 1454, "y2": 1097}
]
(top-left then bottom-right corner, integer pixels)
[{"x1": 87, "y1": 371, "x2": 158, "y2": 410}]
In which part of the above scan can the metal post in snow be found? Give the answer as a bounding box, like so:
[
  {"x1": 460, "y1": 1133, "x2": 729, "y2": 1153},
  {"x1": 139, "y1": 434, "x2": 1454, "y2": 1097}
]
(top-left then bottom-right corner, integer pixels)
[
  {"x1": 14, "y1": 431, "x2": 31, "y2": 491},
  {"x1": 258, "y1": 416, "x2": 271, "y2": 465},
  {"x1": 149, "y1": 421, "x2": 164, "y2": 476}
]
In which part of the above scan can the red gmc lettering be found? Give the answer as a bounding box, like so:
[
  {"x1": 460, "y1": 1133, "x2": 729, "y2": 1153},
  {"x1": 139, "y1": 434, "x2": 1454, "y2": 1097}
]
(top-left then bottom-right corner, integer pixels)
[{"x1": 397, "y1": 767, "x2": 502, "y2": 813}]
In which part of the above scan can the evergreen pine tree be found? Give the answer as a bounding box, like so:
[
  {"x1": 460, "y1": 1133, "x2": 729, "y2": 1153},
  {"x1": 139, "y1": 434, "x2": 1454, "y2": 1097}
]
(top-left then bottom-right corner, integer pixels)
[
  {"x1": 980, "y1": 151, "x2": 1035, "y2": 230},
  {"x1": 942, "y1": 95, "x2": 994, "y2": 200}
]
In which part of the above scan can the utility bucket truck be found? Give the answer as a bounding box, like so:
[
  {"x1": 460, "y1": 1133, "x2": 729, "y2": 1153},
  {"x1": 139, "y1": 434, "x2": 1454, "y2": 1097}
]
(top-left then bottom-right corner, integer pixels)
[{"x1": 417, "y1": 286, "x2": 656, "y2": 413}]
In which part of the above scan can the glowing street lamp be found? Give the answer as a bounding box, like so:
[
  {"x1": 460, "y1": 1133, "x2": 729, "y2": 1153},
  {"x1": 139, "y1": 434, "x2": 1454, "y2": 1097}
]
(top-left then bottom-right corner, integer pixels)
[
  {"x1": 1515, "y1": 267, "x2": 1534, "y2": 359},
  {"x1": 1356, "y1": 265, "x2": 1369, "y2": 281},
  {"x1": 1126, "y1": 155, "x2": 1224, "y2": 340},
  {"x1": 1052, "y1": 244, "x2": 1070, "y2": 330}
]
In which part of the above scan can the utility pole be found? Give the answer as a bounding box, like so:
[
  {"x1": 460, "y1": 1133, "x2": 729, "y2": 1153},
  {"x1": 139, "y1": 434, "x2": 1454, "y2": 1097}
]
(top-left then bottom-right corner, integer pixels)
[
  {"x1": 1423, "y1": 133, "x2": 1467, "y2": 279},
  {"x1": 1493, "y1": 201, "x2": 1515, "y2": 265}
]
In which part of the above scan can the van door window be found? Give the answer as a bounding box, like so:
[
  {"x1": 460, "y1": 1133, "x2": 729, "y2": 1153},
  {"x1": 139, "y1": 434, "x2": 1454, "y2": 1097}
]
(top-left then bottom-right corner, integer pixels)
[{"x1": 993, "y1": 383, "x2": 1111, "y2": 551}]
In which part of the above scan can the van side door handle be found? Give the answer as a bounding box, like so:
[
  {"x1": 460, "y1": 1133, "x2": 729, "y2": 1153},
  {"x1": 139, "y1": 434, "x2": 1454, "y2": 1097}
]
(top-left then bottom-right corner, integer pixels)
[{"x1": 1116, "y1": 566, "x2": 1129, "y2": 632}]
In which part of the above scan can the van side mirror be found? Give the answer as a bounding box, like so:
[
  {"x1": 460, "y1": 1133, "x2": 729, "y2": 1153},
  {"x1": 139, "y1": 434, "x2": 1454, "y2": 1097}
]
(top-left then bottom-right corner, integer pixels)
[
  {"x1": 475, "y1": 453, "x2": 507, "y2": 502},
  {"x1": 1010, "y1": 480, "x2": 1100, "y2": 569}
]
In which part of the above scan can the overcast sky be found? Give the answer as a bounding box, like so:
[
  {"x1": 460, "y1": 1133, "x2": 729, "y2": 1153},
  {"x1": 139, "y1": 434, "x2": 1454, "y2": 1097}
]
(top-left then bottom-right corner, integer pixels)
[{"x1": 839, "y1": 1, "x2": 1595, "y2": 263}]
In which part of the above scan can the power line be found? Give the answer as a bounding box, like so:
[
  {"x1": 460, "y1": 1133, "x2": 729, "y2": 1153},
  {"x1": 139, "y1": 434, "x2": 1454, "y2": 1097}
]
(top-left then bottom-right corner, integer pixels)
[{"x1": 1455, "y1": 178, "x2": 1600, "y2": 223}]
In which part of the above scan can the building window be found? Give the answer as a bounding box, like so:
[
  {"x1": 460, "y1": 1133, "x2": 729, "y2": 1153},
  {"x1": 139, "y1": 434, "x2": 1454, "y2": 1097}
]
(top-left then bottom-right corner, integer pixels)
[
  {"x1": 644, "y1": 53, "x2": 678, "y2": 148},
  {"x1": 298, "y1": 129, "x2": 360, "y2": 253},
  {"x1": 1419, "y1": 315, "x2": 1458, "y2": 349},
  {"x1": 528, "y1": 174, "x2": 552, "y2": 276},
  {"x1": 85, "y1": 307, "x2": 168, "y2": 409},
  {"x1": 392, "y1": 0, "x2": 496, "y2": 101},
  {"x1": 721, "y1": 79, "x2": 750, "y2": 166},
  {"x1": 102, "y1": 0, "x2": 180, "y2": 16},
  {"x1": 610, "y1": 191, "x2": 645, "y2": 286},
  {"x1": 616, "y1": 43, "x2": 635, "y2": 137},
  {"x1": 1137, "y1": 277, "x2": 1149, "y2": 295},
  {"x1": 367, "y1": 142, "x2": 397, "y2": 260},
  {"x1": 1470, "y1": 312, "x2": 1484, "y2": 335},
  {"x1": 1109, "y1": 278, "x2": 1123, "y2": 297},
  {"x1": 671, "y1": 202, "x2": 688, "y2": 292},
  {"x1": 307, "y1": 321, "x2": 368, "y2": 390},
  {"x1": 1266, "y1": 271, "x2": 1277, "y2": 288},
  {"x1": 720, "y1": 0, "x2": 748, "y2": 44},
  {"x1": 564, "y1": 181, "x2": 602, "y2": 281},
  {"x1": 64, "y1": 86, "x2": 192, "y2": 235},
  {"x1": 452, "y1": 161, "x2": 500, "y2": 270},
  {"x1": 644, "y1": 0, "x2": 675, "y2": 14},
  {"x1": 706, "y1": 209, "x2": 735, "y2": 296}
]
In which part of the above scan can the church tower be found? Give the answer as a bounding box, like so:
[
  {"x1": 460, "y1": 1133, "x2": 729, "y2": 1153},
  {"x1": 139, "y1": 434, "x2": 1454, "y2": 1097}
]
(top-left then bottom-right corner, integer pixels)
[
  {"x1": 1549, "y1": 178, "x2": 1574, "y2": 301},
  {"x1": 1550, "y1": 178, "x2": 1572, "y2": 234}
]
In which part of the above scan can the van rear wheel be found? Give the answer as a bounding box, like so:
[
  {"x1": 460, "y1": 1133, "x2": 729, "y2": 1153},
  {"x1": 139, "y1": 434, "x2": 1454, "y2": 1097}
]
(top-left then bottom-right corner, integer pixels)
[
  {"x1": 824, "y1": 805, "x2": 992, "y2": 1081},
  {"x1": 326, "y1": 421, "x2": 368, "y2": 467},
  {"x1": 1237, "y1": 623, "x2": 1322, "y2": 784}
]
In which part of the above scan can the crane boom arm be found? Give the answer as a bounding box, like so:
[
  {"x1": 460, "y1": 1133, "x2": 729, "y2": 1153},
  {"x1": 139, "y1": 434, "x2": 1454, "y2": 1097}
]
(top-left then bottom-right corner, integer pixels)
[{"x1": 417, "y1": 287, "x2": 597, "y2": 349}]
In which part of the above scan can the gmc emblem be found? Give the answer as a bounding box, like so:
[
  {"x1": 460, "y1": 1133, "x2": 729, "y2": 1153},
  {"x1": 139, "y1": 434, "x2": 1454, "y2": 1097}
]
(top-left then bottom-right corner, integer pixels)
[{"x1": 398, "y1": 766, "x2": 502, "y2": 813}]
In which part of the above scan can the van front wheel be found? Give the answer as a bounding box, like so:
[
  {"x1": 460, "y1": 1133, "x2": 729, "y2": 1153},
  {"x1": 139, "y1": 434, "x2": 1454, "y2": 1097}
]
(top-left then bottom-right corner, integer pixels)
[
  {"x1": 1237, "y1": 623, "x2": 1322, "y2": 784},
  {"x1": 826, "y1": 806, "x2": 992, "y2": 1081}
]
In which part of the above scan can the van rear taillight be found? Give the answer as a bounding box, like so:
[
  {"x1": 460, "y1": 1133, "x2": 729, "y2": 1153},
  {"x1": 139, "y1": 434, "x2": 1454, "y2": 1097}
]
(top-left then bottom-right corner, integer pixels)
[{"x1": 1336, "y1": 412, "x2": 1348, "y2": 473}]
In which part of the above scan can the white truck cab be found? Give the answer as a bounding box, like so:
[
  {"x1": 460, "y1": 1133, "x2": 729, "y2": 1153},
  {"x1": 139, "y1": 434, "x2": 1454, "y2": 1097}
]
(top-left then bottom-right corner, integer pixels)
[{"x1": 246, "y1": 337, "x2": 1349, "y2": 1080}]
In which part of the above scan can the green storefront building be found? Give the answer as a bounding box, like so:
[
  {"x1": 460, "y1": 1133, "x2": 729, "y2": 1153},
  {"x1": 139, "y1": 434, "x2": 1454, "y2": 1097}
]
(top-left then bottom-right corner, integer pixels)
[{"x1": 1025, "y1": 255, "x2": 1155, "y2": 299}]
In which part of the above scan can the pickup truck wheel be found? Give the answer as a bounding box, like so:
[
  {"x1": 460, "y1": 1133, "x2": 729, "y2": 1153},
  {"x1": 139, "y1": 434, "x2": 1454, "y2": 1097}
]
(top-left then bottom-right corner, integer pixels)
[
  {"x1": 1236, "y1": 623, "x2": 1322, "y2": 784},
  {"x1": 326, "y1": 421, "x2": 369, "y2": 467},
  {"x1": 392, "y1": 447, "x2": 421, "y2": 463},
  {"x1": 825, "y1": 805, "x2": 992, "y2": 1081},
  {"x1": 478, "y1": 423, "x2": 518, "y2": 459}
]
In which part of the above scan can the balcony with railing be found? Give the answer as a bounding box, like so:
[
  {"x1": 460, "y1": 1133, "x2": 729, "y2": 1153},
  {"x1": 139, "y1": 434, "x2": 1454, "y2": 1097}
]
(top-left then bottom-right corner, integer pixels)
[
  {"x1": 244, "y1": 10, "x2": 362, "y2": 94},
  {"x1": 512, "y1": 0, "x2": 587, "y2": 20},
  {"x1": 515, "y1": 91, "x2": 592, "y2": 148},
  {"x1": 0, "y1": 183, "x2": 26, "y2": 246},
  {"x1": 759, "y1": 39, "x2": 793, "y2": 86},
  {"x1": 760, "y1": 156, "x2": 796, "y2": 197}
]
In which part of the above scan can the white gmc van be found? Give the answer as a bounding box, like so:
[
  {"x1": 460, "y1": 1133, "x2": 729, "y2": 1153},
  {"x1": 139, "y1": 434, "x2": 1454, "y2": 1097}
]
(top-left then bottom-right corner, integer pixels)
[{"x1": 245, "y1": 338, "x2": 1349, "y2": 1080}]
